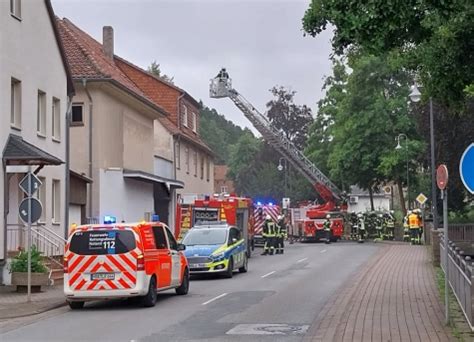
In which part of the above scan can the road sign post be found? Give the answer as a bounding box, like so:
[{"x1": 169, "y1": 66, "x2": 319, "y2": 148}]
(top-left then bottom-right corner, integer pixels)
[
  {"x1": 27, "y1": 169, "x2": 32, "y2": 302},
  {"x1": 437, "y1": 164, "x2": 449, "y2": 325}
]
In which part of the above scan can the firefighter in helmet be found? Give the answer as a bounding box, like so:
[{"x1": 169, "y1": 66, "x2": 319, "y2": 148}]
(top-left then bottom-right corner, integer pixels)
[
  {"x1": 276, "y1": 214, "x2": 287, "y2": 254},
  {"x1": 357, "y1": 213, "x2": 366, "y2": 242},
  {"x1": 323, "y1": 214, "x2": 332, "y2": 244},
  {"x1": 261, "y1": 215, "x2": 276, "y2": 255}
]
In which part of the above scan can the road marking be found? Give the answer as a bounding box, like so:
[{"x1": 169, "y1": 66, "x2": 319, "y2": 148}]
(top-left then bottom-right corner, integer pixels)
[
  {"x1": 320, "y1": 249, "x2": 327, "y2": 253},
  {"x1": 202, "y1": 293, "x2": 228, "y2": 305},
  {"x1": 296, "y1": 257, "x2": 308, "y2": 263},
  {"x1": 261, "y1": 271, "x2": 276, "y2": 278}
]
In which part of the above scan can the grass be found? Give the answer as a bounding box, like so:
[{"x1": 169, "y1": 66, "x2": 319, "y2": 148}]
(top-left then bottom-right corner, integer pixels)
[{"x1": 435, "y1": 267, "x2": 474, "y2": 341}]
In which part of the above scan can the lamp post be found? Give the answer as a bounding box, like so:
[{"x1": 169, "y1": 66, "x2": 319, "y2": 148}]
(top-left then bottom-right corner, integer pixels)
[
  {"x1": 277, "y1": 157, "x2": 288, "y2": 197},
  {"x1": 409, "y1": 84, "x2": 438, "y2": 230},
  {"x1": 395, "y1": 133, "x2": 410, "y2": 211}
]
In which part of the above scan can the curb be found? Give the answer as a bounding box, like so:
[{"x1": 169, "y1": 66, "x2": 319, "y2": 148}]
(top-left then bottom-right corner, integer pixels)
[{"x1": 0, "y1": 301, "x2": 67, "y2": 320}]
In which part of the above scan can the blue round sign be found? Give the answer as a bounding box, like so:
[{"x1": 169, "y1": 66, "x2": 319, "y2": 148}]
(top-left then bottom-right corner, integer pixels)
[{"x1": 460, "y1": 143, "x2": 474, "y2": 194}]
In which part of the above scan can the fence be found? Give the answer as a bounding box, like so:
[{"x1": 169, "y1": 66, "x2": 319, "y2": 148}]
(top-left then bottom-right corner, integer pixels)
[
  {"x1": 447, "y1": 223, "x2": 474, "y2": 242},
  {"x1": 439, "y1": 233, "x2": 474, "y2": 331}
]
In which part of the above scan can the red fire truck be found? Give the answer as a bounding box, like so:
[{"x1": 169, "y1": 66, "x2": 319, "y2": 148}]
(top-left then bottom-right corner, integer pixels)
[
  {"x1": 253, "y1": 202, "x2": 281, "y2": 247},
  {"x1": 176, "y1": 195, "x2": 255, "y2": 257}
]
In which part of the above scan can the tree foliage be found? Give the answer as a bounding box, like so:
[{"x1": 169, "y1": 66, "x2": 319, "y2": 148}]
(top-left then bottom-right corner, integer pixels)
[{"x1": 148, "y1": 61, "x2": 175, "y2": 84}]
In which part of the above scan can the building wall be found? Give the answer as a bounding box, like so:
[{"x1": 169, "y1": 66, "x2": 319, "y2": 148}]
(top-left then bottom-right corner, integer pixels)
[
  {"x1": 99, "y1": 169, "x2": 154, "y2": 223},
  {"x1": 0, "y1": 1, "x2": 68, "y2": 263},
  {"x1": 154, "y1": 120, "x2": 174, "y2": 163},
  {"x1": 348, "y1": 196, "x2": 391, "y2": 213}
]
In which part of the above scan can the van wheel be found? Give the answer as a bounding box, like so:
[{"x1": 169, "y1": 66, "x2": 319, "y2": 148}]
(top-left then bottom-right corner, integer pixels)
[
  {"x1": 68, "y1": 301, "x2": 84, "y2": 310},
  {"x1": 176, "y1": 268, "x2": 189, "y2": 295},
  {"x1": 239, "y1": 255, "x2": 248, "y2": 273},
  {"x1": 224, "y1": 258, "x2": 234, "y2": 278},
  {"x1": 142, "y1": 276, "x2": 157, "y2": 307}
]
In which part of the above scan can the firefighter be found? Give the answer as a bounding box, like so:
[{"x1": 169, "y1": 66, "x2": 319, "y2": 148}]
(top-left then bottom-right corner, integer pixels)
[
  {"x1": 384, "y1": 212, "x2": 395, "y2": 240},
  {"x1": 261, "y1": 215, "x2": 276, "y2": 255},
  {"x1": 323, "y1": 215, "x2": 331, "y2": 244},
  {"x1": 403, "y1": 213, "x2": 410, "y2": 242},
  {"x1": 276, "y1": 215, "x2": 287, "y2": 254},
  {"x1": 357, "y1": 213, "x2": 366, "y2": 242},
  {"x1": 408, "y1": 210, "x2": 421, "y2": 245},
  {"x1": 414, "y1": 209, "x2": 423, "y2": 244},
  {"x1": 374, "y1": 213, "x2": 383, "y2": 241},
  {"x1": 350, "y1": 212, "x2": 358, "y2": 240}
]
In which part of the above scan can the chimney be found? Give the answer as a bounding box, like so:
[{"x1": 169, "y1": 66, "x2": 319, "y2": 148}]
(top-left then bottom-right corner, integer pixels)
[{"x1": 102, "y1": 26, "x2": 114, "y2": 60}]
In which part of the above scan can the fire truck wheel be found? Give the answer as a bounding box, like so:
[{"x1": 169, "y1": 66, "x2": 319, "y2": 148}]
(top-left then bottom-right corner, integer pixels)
[
  {"x1": 239, "y1": 255, "x2": 248, "y2": 273},
  {"x1": 224, "y1": 258, "x2": 234, "y2": 278},
  {"x1": 176, "y1": 268, "x2": 190, "y2": 295},
  {"x1": 68, "y1": 301, "x2": 84, "y2": 310},
  {"x1": 142, "y1": 276, "x2": 157, "y2": 307}
]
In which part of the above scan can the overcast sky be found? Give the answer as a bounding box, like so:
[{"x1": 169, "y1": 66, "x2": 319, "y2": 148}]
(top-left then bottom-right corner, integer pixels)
[{"x1": 52, "y1": 0, "x2": 334, "y2": 132}]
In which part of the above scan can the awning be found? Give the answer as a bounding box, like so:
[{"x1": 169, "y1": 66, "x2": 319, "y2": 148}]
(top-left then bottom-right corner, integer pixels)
[
  {"x1": 70, "y1": 170, "x2": 93, "y2": 183},
  {"x1": 2, "y1": 134, "x2": 63, "y2": 166},
  {"x1": 123, "y1": 169, "x2": 184, "y2": 191}
]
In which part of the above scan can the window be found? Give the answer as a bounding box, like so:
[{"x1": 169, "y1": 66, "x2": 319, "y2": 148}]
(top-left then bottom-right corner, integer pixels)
[
  {"x1": 200, "y1": 155, "x2": 204, "y2": 179},
  {"x1": 10, "y1": 78, "x2": 21, "y2": 128},
  {"x1": 165, "y1": 227, "x2": 178, "y2": 250},
  {"x1": 152, "y1": 226, "x2": 168, "y2": 249},
  {"x1": 228, "y1": 228, "x2": 241, "y2": 244},
  {"x1": 52, "y1": 98, "x2": 60, "y2": 140},
  {"x1": 221, "y1": 186, "x2": 228, "y2": 194},
  {"x1": 71, "y1": 104, "x2": 84, "y2": 125},
  {"x1": 206, "y1": 158, "x2": 210, "y2": 181},
  {"x1": 192, "y1": 112, "x2": 197, "y2": 133},
  {"x1": 37, "y1": 90, "x2": 46, "y2": 136},
  {"x1": 175, "y1": 141, "x2": 181, "y2": 170},
  {"x1": 69, "y1": 230, "x2": 136, "y2": 255},
  {"x1": 182, "y1": 105, "x2": 188, "y2": 127},
  {"x1": 36, "y1": 177, "x2": 46, "y2": 223},
  {"x1": 185, "y1": 147, "x2": 189, "y2": 174},
  {"x1": 52, "y1": 179, "x2": 60, "y2": 223},
  {"x1": 193, "y1": 150, "x2": 197, "y2": 177},
  {"x1": 10, "y1": 0, "x2": 21, "y2": 19}
]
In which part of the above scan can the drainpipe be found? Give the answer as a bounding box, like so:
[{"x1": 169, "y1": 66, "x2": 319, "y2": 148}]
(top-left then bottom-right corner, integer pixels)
[
  {"x1": 1, "y1": 161, "x2": 7, "y2": 274},
  {"x1": 82, "y1": 79, "x2": 93, "y2": 219},
  {"x1": 64, "y1": 95, "x2": 73, "y2": 239}
]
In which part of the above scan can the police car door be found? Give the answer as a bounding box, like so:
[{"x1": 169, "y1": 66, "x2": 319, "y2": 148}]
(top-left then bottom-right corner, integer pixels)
[{"x1": 165, "y1": 226, "x2": 182, "y2": 286}]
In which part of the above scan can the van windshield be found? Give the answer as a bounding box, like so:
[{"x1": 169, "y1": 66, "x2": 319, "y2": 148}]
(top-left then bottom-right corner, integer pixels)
[
  {"x1": 69, "y1": 230, "x2": 136, "y2": 255},
  {"x1": 182, "y1": 228, "x2": 227, "y2": 246}
]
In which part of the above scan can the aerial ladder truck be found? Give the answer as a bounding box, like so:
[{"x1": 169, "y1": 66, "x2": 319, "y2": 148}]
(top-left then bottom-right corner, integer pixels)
[{"x1": 209, "y1": 70, "x2": 347, "y2": 242}]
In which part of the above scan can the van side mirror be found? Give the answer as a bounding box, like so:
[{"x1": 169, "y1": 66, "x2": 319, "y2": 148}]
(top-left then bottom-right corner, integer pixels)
[{"x1": 177, "y1": 243, "x2": 186, "y2": 251}]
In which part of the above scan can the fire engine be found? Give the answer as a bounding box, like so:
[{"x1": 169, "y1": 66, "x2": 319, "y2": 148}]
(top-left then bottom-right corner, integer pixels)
[
  {"x1": 210, "y1": 71, "x2": 347, "y2": 241},
  {"x1": 176, "y1": 194, "x2": 255, "y2": 257},
  {"x1": 253, "y1": 202, "x2": 280, "y2": 246}
]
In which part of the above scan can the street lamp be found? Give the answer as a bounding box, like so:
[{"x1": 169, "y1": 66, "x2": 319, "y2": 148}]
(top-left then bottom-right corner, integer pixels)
[
  {"x1": 395, "y1": 133, "x2": 409, "y2": 211},
  {"x1": 277, "y1": 157, "x2": 288, "y2": 197},
  {"x1": 409, "y1": 83, "x2": 438, "y2": 231}
]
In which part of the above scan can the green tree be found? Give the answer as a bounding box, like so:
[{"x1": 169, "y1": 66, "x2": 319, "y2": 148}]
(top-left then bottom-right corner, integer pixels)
[{"x1": 148, "y1": 61, "x2": 174, "y2": 84}]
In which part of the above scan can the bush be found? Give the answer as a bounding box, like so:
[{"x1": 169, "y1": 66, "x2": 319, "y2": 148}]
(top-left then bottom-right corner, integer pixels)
[{"x1": 9, "y1": 245, "x2": 47, "y2": 273}]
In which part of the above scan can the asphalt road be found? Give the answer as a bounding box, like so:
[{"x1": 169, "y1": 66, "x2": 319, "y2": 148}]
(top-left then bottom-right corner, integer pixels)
[{"x1": 0, "y1": 241, "x2": 379, "y2": 342}]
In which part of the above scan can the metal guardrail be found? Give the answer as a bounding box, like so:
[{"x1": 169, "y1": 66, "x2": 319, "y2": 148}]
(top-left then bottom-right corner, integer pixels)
[{"x1": 440, "y1": 233, "x2": 474, "y2": 331}]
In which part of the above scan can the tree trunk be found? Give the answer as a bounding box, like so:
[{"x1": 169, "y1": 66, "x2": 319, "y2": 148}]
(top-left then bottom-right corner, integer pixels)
[
  {"x1": 368, "y1": 186, "x2": 375, "y2": 211},
  {"x1": 397, "y1": 179, "x2": 407, "y2": 215}
]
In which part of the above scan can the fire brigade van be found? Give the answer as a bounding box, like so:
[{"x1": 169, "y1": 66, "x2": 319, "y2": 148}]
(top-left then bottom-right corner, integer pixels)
[{"x1": 64, "y1": 222, "x2": 189, "y2": 309}]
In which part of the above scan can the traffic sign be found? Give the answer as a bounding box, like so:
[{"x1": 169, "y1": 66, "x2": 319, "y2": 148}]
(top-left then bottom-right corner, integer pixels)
[
  {"x1": 19, "y1": 173, "x2": 42, "y2": 196},
  {"x1": 416, "y1": 193, "x2": 428, "y2": 205},
  {"x1": 436, "y1": 165, "x2": 449, "y2": 190},
  {"x1": 18, "y1": 198, "x2": 42, "y2": 224},
  {"x1": 460, "y1": 143, "x2": 474, "y2": 194}
]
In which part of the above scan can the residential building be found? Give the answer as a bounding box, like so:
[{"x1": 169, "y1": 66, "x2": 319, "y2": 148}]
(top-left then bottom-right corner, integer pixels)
[
  {"x1": 57, "y1": 19, "x2": 184, "y2": 230},
  {"x1": 214, "y1": 165, "x2": 235, "y2": 194},
  {"x1": 0, "y1": 0, "x2": 74, "y2": 283},
  {"x1": 348, "y1": 185, "x2": 392, "y2": 212}
]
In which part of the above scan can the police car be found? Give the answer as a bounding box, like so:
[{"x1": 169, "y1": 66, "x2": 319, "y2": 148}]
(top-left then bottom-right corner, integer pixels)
[{"x1": 182, "y1": 222, "x2": 248, "y2": 278}]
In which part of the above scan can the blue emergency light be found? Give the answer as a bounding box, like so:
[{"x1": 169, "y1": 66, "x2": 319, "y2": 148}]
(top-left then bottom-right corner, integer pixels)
[
  {"x1": 151, "y1": 214, "x2": 160, "y2": 222},
  {"x1": 257, "y1": 201, "x2": 262, "y2": 206},
  {"x1": 269, "y1": 202, "x2": 274, "y2": 206},
  {"x1": 103, "y1": 215, "x2": 117, "y2": 224}
]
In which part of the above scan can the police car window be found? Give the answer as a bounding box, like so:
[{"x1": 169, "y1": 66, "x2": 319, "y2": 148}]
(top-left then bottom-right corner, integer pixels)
[
  {"x1": 229, "y1": 228, "x2": 239, "y2": 242},
  {"x1": 69, "y1": 230, "x2": 136, "y2": 255},
  {"x1": 152, "y1": 226, "x2": 168, "y2": 249},
  {"x1": 165, "y1": 227, "x2": 178, "y2": 250},
  {"x1": 182, "y1": 229, "x2": 227, "y2": 245}
]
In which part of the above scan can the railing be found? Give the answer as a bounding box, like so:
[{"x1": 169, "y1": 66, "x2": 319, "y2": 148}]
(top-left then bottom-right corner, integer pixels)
[
  {"x1": 440, "y1": 233, "x2": 474, "y2": 331},
  {"x1": 7, "y1": 223, "x2": 66, "y2": 269},
  {"x1": 448, "y1": 224, "x2": 474, "y2": 241}
]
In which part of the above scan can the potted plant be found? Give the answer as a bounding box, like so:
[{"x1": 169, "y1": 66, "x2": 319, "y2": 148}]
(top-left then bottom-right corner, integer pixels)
[{"x1": 10, "y1": 245, "x2": 49, "y2": 293}]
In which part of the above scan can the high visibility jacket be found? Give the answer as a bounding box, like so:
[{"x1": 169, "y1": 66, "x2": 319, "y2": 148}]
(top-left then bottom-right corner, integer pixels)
[
  {"x1": 408, "y1": 214, "x2": 420, "y2": 229},
  {"x1": 277, "y1": 219, "x2": 287, "y2": 238},
  {"x1": 386, "y1": 218, "x2": 395, "y2": 228},
  {"x1": 403, "y1": 217, "x2": 409, "y2": 228},
  {"x1": 263, "y1": 221, "x2": 276, "y2": 237},
  {"x1": 323, "y1": 220, "x2": 331, "y2": 231}
]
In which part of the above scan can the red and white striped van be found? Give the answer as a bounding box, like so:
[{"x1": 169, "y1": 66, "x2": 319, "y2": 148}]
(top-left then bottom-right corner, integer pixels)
[{"x1": 64, "y1": 222, "x2": 189, "y2": 309}]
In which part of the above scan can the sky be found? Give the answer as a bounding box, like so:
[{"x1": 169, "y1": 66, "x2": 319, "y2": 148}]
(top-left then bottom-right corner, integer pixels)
[{"x1": 52, "y1": 0, "x2": 334, "y2": 132}]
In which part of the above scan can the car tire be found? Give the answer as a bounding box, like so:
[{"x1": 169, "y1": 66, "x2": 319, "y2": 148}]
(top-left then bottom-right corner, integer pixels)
[
  {"x1": 142, "y1": 276, "x2": 157, "y2": 307},
  {"x1": 239, "y1": 255, "x2": 248, "y2": 273},
  {"x1": 175, "y1": 268, "x2": 190, "y2": 295},
  {"x1": 68, "y1": 301, "x2": 84, "y2": 310},
  {"x1": 224, "y1": 257, "x2": 234, "y2": 278}
]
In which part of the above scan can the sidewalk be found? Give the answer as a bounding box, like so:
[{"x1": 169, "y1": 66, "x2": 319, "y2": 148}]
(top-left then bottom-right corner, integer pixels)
[
  {"x1": 0, "y1": 284, "x2": 65, "y2": 319},
  {"x1": 304, "y1": 243, "x2": 453, "y2": 342}
]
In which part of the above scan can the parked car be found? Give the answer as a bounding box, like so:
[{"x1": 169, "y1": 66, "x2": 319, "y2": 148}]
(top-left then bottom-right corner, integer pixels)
[
  {"x1": 64, "y1": 221, "x2": 189, "y2": 309},
  {"x1": 182, "y1": 223, "x2": 248, "y2": 278}
]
